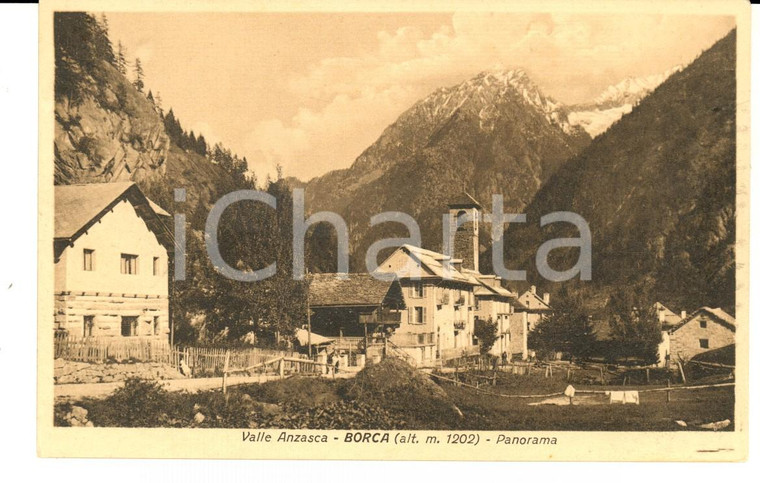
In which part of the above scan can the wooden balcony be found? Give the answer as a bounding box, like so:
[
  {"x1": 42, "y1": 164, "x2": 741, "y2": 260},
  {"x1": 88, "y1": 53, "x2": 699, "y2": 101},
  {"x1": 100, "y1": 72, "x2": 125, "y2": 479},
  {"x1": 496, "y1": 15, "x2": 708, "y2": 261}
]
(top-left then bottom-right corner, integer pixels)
[{"x1": 359, "y1": 308, "x2": 402, "y2": 324}]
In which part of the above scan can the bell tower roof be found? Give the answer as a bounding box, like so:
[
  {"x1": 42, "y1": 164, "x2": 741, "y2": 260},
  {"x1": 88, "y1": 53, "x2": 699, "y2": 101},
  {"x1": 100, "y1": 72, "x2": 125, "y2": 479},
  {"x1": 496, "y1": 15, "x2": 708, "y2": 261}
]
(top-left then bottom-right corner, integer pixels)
[{"x1": 448, "y1": 191, "x2": 482, "y2": 209}]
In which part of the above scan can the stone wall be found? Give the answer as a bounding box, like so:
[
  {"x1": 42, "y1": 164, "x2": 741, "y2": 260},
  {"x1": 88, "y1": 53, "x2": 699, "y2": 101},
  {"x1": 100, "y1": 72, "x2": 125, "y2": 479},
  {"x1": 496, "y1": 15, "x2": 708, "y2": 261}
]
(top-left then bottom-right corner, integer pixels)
[
  {"x1": 54, "y1": 292, "x2": 169, "y2": 337},
  {"x1": 54, "y1": 358, "x2": 183, "y2": 384}
]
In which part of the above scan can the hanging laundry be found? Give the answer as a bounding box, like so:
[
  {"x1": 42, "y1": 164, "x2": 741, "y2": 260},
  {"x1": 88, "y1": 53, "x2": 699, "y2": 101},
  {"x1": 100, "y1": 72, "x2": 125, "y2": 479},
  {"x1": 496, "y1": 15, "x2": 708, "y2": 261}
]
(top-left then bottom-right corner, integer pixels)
[
  {"x1": 622, "y1": 391, "x2": 640, "y2": 404},
  {"x1": 605, "y1": 390, "x2": 640, "y2": 405}
]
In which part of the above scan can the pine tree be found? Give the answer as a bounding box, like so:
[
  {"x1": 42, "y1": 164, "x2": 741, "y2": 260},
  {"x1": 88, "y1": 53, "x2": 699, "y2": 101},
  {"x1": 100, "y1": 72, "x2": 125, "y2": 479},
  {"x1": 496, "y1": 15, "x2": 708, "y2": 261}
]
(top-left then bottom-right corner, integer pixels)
[
  {"x1": 95, "y1": 13, "x2": 114, "y2": 66},
  {"x1": 196, "y1": 134, "x2": 207, "y2": 156},
  {"x1": 116, "y1": 41, "x2": 127, "y2": 74},
  {"x1": 146, "y1": 90, "x2": 154, "y2": 102},
  {"x1": 99, "y1": 13, "x2": 109, "y2": 33},
  {"x1": 133, "y1": 57, "x2": 144, "y2": 92},
  {"x1": 54, "y1": 12, "x2": 116, "y2": 102}
]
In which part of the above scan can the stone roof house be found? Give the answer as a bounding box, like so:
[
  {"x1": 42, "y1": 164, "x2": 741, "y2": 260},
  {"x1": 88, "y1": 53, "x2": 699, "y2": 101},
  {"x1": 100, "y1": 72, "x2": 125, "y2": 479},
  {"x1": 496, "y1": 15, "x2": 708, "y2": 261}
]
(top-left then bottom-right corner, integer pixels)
[{"x1": 668, "y1": 307, "x2": 736, "y2": 363}]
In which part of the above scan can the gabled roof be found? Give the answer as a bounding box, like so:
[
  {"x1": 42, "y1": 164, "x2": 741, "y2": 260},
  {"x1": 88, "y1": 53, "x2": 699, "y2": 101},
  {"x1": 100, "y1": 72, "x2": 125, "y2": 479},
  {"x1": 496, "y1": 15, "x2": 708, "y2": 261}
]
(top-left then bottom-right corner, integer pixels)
[
  {"x1": 669, "y1": 307, "x2": 736, "y2": 333},
  {"x1": 654, "y1": 301, "x2": 684, "y2": 328},
  {"x1": 448, "y1": 191, "x2": 482, "y2": 209},
  {"x1": 654, "y1": 302, "x2": 676, "y2": 317},
  {"x1": 463, "y1": 270, "x2": 516, "y2": 299},
  {"x1": 54, "y1": 182, "x2": 172, "y2": 250},
  {"x1": 517, "y1": 290, "x2": 552, "y2": 311},
  {"x1": 309, "y1": 273, "x2": 405, "y2": 308},
  {"x1": 377, "y1": 244, "x2": 476, "y2": 284}
]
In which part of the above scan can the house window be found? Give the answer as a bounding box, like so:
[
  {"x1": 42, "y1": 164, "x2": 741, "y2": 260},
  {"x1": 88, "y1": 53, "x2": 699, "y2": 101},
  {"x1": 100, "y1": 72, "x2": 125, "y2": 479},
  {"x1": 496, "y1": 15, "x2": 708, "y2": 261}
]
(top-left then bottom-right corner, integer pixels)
[
  {"x1": 153, "y1": 257, "x2": 160, "y2": 276},
  {"x1": 699, "y1": 320, "x2": 707, "y2": 329},
  {"x1": 83, "y1": 249, "x2": 94, "y2": 271},
  {"x1": 410, "y1": 282, "x2": 424, "y2": 298},
  {"x1": 121, "y1": 316, "x2": 138, "y2": 337},
  {"x1": 83, "y1": 315, "x2": 94, "y2": 338},
  {"x1": 699, "y1": 339, "x2": 709, "y2": 349},
  {"x1": 153, "y1": 316, "x2": 160, "y2": 335},
  {"x1": 411, "y1": 306, "x2": 425, "y2": 324},
  {"x1": 121, "y1": 254, "x2": 138, "y2": 275}
]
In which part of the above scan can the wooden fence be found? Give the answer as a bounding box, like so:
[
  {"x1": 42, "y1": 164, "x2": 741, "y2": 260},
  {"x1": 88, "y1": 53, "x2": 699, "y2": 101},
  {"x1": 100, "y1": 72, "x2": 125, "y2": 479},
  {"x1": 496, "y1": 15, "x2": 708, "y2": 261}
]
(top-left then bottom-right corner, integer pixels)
[
  {"x1": 177, "y1": 346, "x2": 298, "y2": 377},
  {"x1": 54, "y1": 334, "x2": 173, "y2": 364},
  {"x1": 54, "y1": 334, "x2": 299, "y2": 377}
]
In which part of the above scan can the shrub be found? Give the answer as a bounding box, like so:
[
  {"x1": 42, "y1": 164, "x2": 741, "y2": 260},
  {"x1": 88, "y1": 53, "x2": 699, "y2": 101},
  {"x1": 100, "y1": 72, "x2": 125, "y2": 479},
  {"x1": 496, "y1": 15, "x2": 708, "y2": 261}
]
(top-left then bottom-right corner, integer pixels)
[
  {"x1": 86, "y1": 377, "x2": 171, "y2": 427},
  {"x1": 474, "y1": 317, "x2": 498, "y2": 355}
]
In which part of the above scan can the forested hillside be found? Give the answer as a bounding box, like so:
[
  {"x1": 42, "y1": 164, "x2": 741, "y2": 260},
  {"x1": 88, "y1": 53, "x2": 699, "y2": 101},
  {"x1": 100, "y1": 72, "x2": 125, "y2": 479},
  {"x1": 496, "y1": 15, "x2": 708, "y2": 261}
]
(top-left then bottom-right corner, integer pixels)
[{"x1": 502, "y1": 30, "x2": 737, "y2": 313}]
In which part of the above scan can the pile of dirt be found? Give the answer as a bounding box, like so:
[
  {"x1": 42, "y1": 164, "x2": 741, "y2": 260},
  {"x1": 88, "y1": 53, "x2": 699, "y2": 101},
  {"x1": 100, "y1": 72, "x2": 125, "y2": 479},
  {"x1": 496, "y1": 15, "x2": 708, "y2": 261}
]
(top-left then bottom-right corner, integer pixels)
[{"x1": 346, "y1": 358, "x2": 462, "y2": 428}]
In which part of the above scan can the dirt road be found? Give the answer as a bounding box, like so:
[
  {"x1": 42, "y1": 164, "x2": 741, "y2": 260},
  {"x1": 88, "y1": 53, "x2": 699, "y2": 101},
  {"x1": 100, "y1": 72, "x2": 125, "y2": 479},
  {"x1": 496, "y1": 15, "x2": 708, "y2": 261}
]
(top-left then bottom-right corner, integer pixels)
[{"x1": 55, "y1": 371, "x2": 357, "y2": 402}]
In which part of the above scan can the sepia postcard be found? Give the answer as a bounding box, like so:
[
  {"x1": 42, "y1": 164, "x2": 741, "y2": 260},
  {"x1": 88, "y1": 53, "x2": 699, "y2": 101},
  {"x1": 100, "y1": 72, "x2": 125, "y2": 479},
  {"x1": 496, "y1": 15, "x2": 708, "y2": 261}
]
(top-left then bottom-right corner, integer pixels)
[{"x1": 38, "y1": 0, "x2": 750, "y2": 461}]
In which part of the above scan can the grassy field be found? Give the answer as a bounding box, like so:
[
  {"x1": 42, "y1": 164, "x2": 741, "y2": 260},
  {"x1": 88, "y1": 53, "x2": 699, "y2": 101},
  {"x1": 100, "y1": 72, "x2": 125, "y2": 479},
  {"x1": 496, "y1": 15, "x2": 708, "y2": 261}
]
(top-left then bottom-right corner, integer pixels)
[
  {"x1": 55, "y1": 361, "x2": 734, "y2": 431},
  {"x1": 442, "y1": 383, "x2": 734, "y2": 431}
]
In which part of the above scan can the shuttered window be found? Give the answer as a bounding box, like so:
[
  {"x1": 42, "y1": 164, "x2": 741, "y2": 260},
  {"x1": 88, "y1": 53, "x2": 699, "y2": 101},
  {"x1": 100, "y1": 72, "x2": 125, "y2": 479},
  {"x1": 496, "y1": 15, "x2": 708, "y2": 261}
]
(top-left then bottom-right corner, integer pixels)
[{"x1": 121, "y1": 254, "x2": 138, "y2": 275}]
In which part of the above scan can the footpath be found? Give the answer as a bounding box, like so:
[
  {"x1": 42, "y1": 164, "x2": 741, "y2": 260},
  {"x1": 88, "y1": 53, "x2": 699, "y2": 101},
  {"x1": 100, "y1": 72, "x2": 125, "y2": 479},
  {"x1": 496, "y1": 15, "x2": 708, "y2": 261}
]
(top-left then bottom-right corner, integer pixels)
[{"x1": 55, "y1": 371, "x2": 357, "y2": 402}]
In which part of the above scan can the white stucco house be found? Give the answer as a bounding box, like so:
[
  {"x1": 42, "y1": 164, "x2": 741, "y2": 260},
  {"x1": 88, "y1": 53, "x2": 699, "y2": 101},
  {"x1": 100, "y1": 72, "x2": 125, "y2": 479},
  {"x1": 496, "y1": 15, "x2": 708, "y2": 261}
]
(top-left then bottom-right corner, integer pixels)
[{"x1": 54, "y1": 182, "x2": 172, "y2": 339}]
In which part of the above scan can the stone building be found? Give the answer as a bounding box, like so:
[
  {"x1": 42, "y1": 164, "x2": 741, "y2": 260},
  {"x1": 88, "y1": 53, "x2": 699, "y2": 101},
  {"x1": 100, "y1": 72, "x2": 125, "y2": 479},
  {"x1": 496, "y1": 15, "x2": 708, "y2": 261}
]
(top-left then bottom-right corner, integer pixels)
[
  {"x1": 668, "y1": 307, "x2": 735, "y2": 363},
  {"x1": 54, "y1": 182, "x2": 172, "y2": 339}
]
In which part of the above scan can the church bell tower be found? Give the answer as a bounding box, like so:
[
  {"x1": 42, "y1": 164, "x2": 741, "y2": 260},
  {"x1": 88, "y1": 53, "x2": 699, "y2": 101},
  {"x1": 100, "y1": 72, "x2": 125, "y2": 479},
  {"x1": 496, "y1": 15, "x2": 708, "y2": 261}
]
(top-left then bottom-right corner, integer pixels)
[{"x1": 447, "y1": 192, "x2": 481, "y2": 273}]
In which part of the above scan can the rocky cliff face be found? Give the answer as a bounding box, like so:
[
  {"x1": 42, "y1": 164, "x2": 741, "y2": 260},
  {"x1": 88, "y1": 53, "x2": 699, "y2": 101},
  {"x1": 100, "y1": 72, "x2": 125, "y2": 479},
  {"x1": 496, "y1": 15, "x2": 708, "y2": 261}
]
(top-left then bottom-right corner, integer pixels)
[{"x1": 54, "y1": 61, "x2": 170, "y2": 185}]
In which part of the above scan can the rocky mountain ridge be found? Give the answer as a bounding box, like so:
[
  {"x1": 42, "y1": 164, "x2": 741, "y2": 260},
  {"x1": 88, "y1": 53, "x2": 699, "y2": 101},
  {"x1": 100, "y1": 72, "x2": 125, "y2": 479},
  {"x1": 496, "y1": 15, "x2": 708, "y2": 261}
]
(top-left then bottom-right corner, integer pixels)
[{"x1": 303, "y1": 68, "x2": 591, "y2": 268}]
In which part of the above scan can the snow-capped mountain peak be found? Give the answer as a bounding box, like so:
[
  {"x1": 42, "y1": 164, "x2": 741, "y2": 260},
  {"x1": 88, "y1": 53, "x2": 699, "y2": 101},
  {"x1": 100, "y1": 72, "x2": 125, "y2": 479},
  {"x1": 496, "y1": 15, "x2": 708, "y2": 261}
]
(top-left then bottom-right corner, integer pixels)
[
  {"x1": 594, "y1": 65, "x2": 683, "y2": 108},
  {"x1": 568, "y1": 65, "x2": 682, "y2": 137},
  {"x1": 420, "y1": 68, "x2": 580, "y2": 136}
]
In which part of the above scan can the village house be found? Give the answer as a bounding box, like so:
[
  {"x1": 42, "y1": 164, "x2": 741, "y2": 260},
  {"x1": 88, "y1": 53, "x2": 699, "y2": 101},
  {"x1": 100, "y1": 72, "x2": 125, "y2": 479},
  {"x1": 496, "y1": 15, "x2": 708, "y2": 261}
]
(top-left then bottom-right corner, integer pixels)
[
  {"x1": 54, "y1": 182, "x2": 172, "y2": 339},
  {"x1": 516, "y1": 286, "x2": 553, "y2": 332},
  {"x1": 307, "y1": 194, "x2": 522, "y2": 366},
  {"x1": 307, "y1": 273, "x2": 406, "y2": 364},
  {"x1": 470, "y1": 272, "x2": 516, "y2": 359},
  {"x1": 375, "y1": 244, "x2": 479, "y2": 365},
  {"x1": 654, "y1": 302, "x2": 687, "y2": 367},
  {"x1": 668, "y1": 307, "x2": 735, "y2": 363},
  {"x1": 374, "y1": 193, "x2": 508, "y2": 365},
  {"x1": 507, "y1": 302, "x2": 529, "y2": 360},
  {"x1": 503, "y1": 286, "x2": 553, "y2": 360}
]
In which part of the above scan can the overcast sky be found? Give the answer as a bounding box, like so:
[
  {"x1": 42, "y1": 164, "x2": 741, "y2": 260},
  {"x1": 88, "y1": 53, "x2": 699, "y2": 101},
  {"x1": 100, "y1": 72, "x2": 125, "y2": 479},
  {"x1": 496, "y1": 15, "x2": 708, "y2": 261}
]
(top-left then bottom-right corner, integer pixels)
[{"x1": 107, "y1": 12, "x2": 735, "y2": 182}]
